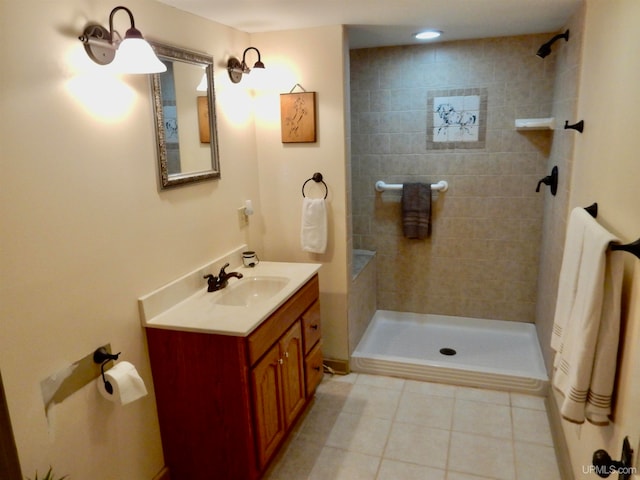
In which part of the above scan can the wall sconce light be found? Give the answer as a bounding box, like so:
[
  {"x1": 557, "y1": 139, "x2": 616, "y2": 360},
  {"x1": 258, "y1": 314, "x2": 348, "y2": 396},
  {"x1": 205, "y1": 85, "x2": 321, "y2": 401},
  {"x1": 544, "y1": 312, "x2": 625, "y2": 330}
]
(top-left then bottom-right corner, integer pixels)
[
  {"x1": 227, "y1": 47, "x2": 265, "y2": 83},
  {"x1": 78, "y1": 6, "x2": 166, "y2": 74},
  {"x1": 536, "y1": 30, "x2": 569, "y2": 58}
]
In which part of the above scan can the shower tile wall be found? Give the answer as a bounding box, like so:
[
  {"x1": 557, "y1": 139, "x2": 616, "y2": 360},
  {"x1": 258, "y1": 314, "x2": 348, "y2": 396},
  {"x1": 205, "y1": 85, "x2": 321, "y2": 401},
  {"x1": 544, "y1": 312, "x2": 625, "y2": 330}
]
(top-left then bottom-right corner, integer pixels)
[
  {"x1": 350, "y1": 34, "x2": 557, "y2": 322},
  {"x1": 349, "y1": 252, "x2": 377, "y2": 354},
  {"x1": 535, "y1": 6, "x2": 584, "y2": 369}
]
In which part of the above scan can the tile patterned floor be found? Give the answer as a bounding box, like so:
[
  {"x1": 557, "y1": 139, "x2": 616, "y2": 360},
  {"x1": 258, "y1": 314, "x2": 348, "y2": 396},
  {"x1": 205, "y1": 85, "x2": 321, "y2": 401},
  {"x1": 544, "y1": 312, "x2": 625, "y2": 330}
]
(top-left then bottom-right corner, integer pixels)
[{"x1": 265, "y1": 373, "x2": 561, "y2": 480}]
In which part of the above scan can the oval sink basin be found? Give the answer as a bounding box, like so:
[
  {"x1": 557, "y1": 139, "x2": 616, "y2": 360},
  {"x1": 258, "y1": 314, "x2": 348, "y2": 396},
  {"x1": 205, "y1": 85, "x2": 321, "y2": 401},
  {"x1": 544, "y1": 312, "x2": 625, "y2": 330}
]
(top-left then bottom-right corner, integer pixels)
[{"x1": 215, "y1": 276, "x2": 290, "y2": 307}]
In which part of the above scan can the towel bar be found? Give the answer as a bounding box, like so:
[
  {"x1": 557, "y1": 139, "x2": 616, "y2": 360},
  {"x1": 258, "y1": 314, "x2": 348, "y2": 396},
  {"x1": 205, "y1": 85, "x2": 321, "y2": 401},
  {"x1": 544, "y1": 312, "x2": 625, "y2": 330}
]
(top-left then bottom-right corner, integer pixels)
[
  {"x1": 584, "y1": 203, "x2": 640, "y2": 260},
  {"x1": 610, "y1": 239, "x2": 640, "y2": 259},
  {"x1": 375, "y1": 180, "x2": 448, "y2": 193}
]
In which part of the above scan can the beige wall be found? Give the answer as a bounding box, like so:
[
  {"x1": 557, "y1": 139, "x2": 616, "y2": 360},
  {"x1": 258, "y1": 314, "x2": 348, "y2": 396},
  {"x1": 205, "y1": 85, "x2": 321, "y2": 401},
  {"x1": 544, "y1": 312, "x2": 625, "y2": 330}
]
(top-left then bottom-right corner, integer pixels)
[
  {"x1": 350, "y1": 35, "x2": 555, "y2": 322},
  {"x1": 252, "y1": 26, "x2": 350, "y2": 361},
  {"x1": 0, "y1": 0, "x2": 350, "y2": 478},
  {"x1": 545, "y1": 0, "x2": 640, "y2": 476}
]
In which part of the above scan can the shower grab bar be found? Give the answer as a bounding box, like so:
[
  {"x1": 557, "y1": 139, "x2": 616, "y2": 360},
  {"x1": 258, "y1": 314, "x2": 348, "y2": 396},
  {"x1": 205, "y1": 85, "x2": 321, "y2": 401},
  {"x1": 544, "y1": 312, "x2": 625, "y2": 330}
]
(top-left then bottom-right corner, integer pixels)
[
  {"x1": 375, "y1": 180, "x2": 448, "y2": 193},
  {"x1": 584, "y1": 202, "x2": 640, "y2": 260}
]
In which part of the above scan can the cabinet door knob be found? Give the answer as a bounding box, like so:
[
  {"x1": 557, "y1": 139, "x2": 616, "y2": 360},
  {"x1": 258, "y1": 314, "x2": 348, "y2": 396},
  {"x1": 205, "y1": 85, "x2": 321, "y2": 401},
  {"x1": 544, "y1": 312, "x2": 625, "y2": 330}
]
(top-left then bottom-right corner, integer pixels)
[
  {"x1": 311, "y1": 324, "x2": 319, "y2": 330},
  {"x1": 284, "y1": 352, "x2": 289, "y2": 358},
  {"x1": 278, "y1": 358, "x2": 284, "y2": 365},
  {"x1": 313, "y1": 366, "x2": 321, "y2": 371}
]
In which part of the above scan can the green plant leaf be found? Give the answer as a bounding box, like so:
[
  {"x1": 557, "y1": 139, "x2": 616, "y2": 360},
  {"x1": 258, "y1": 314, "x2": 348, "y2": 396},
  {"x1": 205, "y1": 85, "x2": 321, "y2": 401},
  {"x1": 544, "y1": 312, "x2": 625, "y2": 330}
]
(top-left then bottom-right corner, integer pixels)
[{"x1": 26, "y1": 466, "x2": 68, "y2": 480}]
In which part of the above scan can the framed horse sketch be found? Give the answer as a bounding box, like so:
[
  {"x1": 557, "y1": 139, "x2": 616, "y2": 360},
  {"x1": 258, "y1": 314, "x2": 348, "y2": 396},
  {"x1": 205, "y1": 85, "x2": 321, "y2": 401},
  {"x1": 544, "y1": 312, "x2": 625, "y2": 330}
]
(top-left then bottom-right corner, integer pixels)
[
  {"x1": 427, "y1": 88, "x2": 487, "y2": 150},
  {"x1": 280, "y1": 91, "x2": 316, "y2": 143}
]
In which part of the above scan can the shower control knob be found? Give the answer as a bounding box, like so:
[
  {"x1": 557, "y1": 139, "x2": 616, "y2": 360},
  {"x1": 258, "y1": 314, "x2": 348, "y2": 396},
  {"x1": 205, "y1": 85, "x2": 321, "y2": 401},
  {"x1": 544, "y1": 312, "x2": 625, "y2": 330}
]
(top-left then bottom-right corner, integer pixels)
[
  {"x1": 535, "y1": 166, "x2": 558, "y2": 196},
  {"x1": 591, "y1": 437, "x2": 634, "y2": 479},
  {"x1": 593, "y1": 449, "x2": 618, "y2": 477}
]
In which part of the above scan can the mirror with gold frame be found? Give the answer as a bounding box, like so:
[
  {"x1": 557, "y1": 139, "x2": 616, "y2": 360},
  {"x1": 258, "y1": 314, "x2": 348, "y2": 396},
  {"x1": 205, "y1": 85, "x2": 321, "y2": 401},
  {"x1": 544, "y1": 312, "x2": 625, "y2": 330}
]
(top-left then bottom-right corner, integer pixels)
[{"x1": 150, "y1": 42, "x2": 220, "y2": 188}]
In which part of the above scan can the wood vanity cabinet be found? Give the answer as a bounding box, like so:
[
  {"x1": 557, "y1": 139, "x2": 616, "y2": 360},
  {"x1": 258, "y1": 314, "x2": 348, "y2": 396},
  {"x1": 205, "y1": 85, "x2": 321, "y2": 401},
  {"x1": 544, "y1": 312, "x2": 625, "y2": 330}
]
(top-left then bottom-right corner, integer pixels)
[
  {"x1": 146, "y1": 274, "x2": 321, "y2": 480},
  {"x1": 302, "y1": 300, "x2": 323, "y2": 395},
  {"x1": 251, "y1": 321, "x2": 305, "y2": 467}
]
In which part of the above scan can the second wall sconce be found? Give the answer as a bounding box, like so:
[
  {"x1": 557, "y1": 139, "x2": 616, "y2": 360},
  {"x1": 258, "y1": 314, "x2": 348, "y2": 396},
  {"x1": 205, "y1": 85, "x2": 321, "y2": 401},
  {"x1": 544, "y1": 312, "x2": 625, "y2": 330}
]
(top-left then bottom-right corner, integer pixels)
[
  {"x1": 227, "y1": 47, "x2": 265, "y2": 83},
  {"x1": 78, "y1": 5, "x2": 166, "y2": 74}
]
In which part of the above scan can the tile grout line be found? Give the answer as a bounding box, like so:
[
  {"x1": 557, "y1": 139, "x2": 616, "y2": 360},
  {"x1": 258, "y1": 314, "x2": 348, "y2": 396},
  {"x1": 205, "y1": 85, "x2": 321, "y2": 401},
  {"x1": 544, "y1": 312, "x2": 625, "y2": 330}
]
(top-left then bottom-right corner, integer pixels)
[
  {"x1": 270, "y1": 375, "x2": 559, "y2": 480},
  {"x1": 372, "y1": 377, "x2": 406, "y2": 479},
  {"x1": 510, "y1": 392, "x2": 520, "y2": 480},
  {"x1": 443, "y1": 389, "x2": 459, "y2": 479}
]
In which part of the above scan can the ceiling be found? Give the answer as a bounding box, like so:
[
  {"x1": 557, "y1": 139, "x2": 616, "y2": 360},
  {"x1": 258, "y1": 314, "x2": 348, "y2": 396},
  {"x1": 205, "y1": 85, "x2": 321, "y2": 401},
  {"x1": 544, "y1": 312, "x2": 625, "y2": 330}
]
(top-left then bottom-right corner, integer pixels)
[{"x1": 156, "y1": 0, "x2": 582, "y2": 49}]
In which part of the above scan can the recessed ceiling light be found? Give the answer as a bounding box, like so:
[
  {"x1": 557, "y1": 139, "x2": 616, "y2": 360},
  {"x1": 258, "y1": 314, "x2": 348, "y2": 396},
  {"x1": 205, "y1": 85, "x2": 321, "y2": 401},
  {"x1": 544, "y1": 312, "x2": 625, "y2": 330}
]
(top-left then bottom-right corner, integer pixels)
[{"x1": 414, "y1": 30, "x2": 442, "y2": 40}]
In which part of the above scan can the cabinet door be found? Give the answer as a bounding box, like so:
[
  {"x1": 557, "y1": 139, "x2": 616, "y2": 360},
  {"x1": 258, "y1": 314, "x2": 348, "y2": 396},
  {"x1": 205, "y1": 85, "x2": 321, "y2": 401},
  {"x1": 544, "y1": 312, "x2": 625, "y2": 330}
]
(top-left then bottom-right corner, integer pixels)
[
  {"x1": 251, "y1": 345, "x2": 285, "y2": 468},
  {"x1": 280, "y1": 321, "x2": 306, "y2": 427}
]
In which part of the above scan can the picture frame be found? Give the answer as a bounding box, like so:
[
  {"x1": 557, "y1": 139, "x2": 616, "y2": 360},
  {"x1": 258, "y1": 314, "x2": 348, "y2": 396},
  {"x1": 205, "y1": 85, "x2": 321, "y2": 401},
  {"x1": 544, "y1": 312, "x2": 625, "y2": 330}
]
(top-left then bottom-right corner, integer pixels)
[
  {"x1": 280, "y1": 92, "x2": 316, "y2": 143},
  {"x1": 197, "y1": 96, "x2": 210, "y2": 143}
]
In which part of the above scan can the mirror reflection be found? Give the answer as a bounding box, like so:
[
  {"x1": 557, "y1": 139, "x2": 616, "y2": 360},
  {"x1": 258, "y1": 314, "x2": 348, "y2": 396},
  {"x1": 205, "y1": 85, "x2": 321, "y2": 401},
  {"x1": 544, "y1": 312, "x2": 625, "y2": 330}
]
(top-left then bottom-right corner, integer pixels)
[{"x1": 150, "y1": 43, "x2": 220, "y2": 188}]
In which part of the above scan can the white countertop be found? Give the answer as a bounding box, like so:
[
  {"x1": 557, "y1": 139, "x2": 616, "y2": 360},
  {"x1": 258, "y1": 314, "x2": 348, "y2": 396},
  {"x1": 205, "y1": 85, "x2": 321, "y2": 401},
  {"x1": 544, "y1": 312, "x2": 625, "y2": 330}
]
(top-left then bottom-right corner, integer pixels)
[{"x1": 139, "y1": 261, "x2": 321, "y2": 336}]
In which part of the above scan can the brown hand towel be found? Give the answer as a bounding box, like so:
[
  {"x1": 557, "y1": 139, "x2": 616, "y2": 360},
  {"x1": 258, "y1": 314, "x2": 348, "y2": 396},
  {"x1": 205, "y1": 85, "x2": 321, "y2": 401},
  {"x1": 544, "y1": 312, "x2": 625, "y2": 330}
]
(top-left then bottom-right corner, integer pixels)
[{"x1": 401, "y1": 183, "x2": 431, "y2": 239}]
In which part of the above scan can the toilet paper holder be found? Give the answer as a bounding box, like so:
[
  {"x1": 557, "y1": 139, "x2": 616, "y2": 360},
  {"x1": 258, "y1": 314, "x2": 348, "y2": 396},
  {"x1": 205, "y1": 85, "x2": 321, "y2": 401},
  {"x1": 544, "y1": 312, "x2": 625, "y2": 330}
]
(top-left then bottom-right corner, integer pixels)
[{"x1": 93, "y1": 347, "x2": 121, "y2": 395}]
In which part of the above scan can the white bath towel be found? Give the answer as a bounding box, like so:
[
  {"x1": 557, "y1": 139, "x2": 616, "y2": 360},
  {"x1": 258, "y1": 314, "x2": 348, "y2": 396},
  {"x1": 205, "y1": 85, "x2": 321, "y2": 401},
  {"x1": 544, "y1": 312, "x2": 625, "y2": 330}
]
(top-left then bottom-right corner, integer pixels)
[
  {"x1": 301, "y1": 198, "x2": 327, "y2": 254},
  {"x1": 551, "y1": 207, "x2": 623, "y2": 425}
]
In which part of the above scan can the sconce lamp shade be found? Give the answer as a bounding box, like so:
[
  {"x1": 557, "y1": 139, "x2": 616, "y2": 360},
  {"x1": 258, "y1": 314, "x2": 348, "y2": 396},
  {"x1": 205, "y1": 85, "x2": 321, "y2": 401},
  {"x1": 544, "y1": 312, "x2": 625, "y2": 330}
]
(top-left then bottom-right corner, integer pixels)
[
  {"x1": 196, "y1": 72, "x2": 208, "y2": 91},
  {"x1": 78, "y1": 6, "x2": 166, "y2": 74},
  {"x1": 113, "y1": 33, "x2": 167, "y2": 74}
]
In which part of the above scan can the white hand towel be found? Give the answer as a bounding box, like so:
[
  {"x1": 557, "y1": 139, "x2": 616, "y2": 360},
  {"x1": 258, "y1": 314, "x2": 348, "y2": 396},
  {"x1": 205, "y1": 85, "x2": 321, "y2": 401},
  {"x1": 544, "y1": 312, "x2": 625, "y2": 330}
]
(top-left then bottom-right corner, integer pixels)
[
  {"x1": 551, "y1": 207, "x2": 623, "y2": 425},
  {"x1": 301, "y1": 198, "x2": 327, "y2": 254}
]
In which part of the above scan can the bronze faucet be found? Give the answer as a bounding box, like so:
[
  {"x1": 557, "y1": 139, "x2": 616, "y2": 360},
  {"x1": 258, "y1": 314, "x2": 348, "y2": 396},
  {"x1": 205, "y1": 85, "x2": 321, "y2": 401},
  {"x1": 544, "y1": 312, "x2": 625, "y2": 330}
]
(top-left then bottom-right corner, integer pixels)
[{"x1": 203, "y1": 263, "x2": 243, "y2": 292}]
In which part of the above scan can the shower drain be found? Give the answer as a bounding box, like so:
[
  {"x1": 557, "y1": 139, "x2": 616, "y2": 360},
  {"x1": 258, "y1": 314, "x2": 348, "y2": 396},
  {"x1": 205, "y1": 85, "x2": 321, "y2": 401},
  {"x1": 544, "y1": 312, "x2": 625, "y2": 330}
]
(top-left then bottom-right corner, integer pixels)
[{"x1": 439, "y1": 347, "x2": 457, "y2": 356}]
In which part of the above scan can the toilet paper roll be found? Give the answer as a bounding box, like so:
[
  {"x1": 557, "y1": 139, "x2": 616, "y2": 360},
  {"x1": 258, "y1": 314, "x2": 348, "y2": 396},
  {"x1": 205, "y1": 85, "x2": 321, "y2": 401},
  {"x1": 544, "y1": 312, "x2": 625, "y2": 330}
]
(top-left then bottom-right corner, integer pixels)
[{"x1": 97, "y1": 361, "x2": 148, "y2": 405}]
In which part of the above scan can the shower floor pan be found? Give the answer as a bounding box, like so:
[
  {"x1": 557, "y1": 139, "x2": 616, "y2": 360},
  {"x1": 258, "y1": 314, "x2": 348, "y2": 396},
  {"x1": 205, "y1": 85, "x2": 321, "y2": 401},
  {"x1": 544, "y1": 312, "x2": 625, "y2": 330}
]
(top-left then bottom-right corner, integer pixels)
[{"x1": 351, "y1": 310, "x2": 549, "y2": 395}]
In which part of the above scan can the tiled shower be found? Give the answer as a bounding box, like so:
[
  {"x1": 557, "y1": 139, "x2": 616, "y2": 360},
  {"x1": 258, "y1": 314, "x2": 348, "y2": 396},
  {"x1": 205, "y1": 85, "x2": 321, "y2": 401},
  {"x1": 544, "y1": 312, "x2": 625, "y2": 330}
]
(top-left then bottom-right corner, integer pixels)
[{"x1": 350, "y1": 34, "x2": 558, "y2": 325}]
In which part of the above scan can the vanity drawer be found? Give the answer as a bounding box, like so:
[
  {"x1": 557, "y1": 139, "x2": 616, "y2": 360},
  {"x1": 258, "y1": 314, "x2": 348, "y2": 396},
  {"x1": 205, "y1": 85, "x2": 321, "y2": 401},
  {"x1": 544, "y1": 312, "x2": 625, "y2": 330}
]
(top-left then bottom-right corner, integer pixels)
[
  {"x1": 302, "y1": 301, "x2": 321, "y2": 354},
  {"x1": 248, "y1": 275, "x2": 319, "y2": 366},
  {"x1": 305, "y1": 341, "x2": 323, "y2": 397}
]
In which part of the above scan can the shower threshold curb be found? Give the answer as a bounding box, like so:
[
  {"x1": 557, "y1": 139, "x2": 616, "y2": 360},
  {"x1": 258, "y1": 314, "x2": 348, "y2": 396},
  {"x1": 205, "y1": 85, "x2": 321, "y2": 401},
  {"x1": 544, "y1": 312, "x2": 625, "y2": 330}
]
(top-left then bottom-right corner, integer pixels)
[{"x1": 350, "y1": 353, "x2": 549, "y2": 396}]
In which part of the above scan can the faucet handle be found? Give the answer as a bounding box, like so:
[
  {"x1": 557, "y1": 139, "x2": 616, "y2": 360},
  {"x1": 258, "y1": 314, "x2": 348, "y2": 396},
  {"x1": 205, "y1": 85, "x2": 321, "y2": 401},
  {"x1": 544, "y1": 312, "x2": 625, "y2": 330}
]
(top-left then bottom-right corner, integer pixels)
[
  {"x1": 203, "y1": 274, "x2": 217, "y2": 292},
  {"x1": 218, "y1": 262, "x2": 230, "y2": 277}
]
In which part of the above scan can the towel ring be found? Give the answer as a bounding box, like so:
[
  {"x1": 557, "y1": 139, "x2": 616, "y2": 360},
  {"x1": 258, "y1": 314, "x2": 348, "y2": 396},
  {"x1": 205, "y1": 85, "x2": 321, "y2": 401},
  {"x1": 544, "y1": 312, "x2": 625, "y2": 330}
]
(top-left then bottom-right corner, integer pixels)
[{"x1": 302, "y1": 172, "x2": 328, "y2": 199}]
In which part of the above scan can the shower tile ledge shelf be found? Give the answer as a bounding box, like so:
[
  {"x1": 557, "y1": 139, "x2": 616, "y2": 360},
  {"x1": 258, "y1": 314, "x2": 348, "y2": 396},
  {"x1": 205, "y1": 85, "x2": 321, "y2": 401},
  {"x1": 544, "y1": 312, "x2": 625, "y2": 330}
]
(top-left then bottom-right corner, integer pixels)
[
  {"x1": 515, "y1": 117, "x2": 555, "y2": 130},
  {"x1": 138, "y1": 245, "x2": 321, "y2": 336}
]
